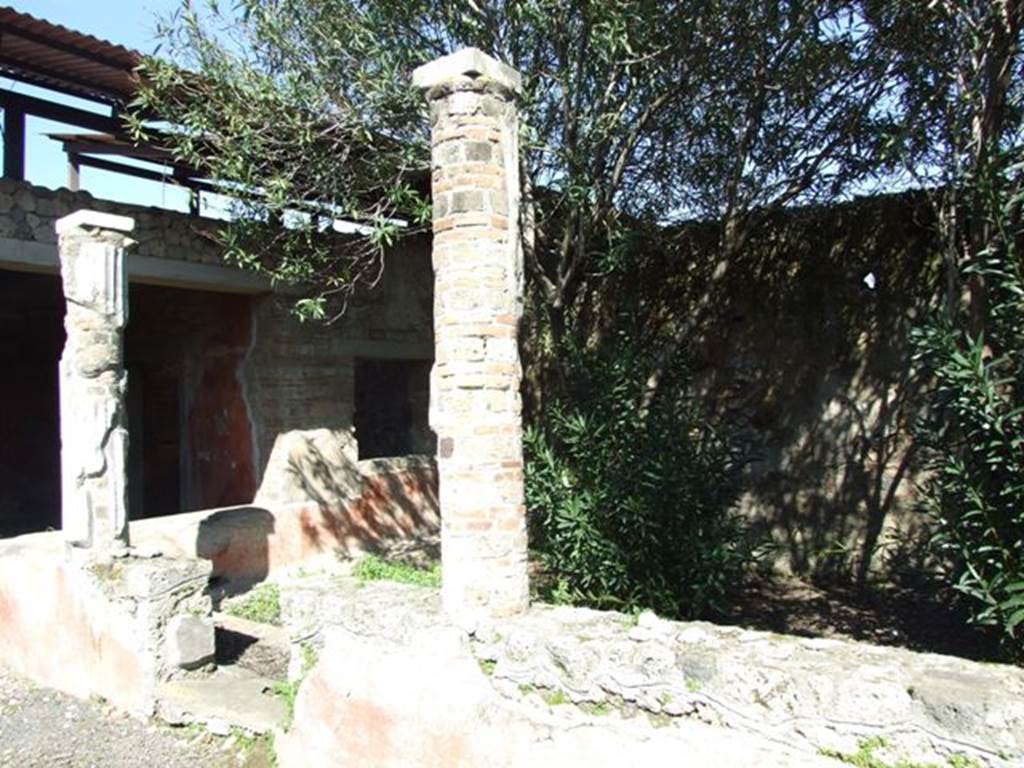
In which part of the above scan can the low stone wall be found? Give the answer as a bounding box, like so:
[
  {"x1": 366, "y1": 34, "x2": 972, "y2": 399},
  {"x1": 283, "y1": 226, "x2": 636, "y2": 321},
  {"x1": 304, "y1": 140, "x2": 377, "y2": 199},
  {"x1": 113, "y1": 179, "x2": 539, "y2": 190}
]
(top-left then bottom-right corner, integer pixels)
[
  {"x1": 0, "y1": 533, "x2": 212, "y2": 716},
  {"x1": 0, "y1": 179, "x2": 224, "y2": 264},
  {"x1": 134, "y1": 457, "x2": 439, "y2": 583},
  {"x1": 276, "y1": 578, "x2": 1024, "y2": 767}
]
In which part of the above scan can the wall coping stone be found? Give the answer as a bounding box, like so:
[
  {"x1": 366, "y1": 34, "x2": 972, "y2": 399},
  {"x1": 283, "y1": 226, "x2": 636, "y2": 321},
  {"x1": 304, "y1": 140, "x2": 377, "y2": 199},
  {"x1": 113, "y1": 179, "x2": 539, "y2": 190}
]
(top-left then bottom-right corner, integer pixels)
[
  {"x1": 56, "y1": 209, "x2": 135, "y2": 236},
  {"x1": 413, "y1": 47, "x2": 523, "y2": 93}
]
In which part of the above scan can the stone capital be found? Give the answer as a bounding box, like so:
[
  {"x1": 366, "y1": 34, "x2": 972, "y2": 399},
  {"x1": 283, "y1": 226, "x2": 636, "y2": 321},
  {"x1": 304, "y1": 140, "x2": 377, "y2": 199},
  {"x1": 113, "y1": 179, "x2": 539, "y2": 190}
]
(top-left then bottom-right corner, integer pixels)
[
  {"x1": 412, "y1": 47, "x2": 522, "y2": 94},
  {"x1": 56, "y1": 209, "x2": 136, "y2": 238}
]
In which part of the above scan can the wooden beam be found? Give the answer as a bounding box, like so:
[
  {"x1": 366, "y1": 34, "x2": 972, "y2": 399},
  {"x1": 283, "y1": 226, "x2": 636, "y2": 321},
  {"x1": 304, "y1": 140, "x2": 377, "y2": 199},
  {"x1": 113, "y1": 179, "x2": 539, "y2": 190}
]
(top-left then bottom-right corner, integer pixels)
[
  {"x1": 72, "y1": 154, "x2": 214, "y2": 194},
  {"x1": 56, "y1": 138, "x2": 171, "y2": 162},
  {"x1": 3, "y1": 104, "x2": 24, "y2": 180},
  {"x1": 0, "y1": 89, "x2": 121, "y2": 134},
  {"x1": 67, "y1": 152, "x2": 81, "y2": 191}
]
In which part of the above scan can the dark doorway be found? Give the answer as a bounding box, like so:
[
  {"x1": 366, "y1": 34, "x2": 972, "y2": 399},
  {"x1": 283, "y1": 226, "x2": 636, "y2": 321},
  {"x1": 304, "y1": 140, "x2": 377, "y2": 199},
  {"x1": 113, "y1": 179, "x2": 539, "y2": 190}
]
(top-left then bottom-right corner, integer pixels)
[
  {"x1": 126, "y1": 359, "x2": 184, "y2": 519},
  {"x1": 0, "y1": 270, "x2": 64, "y2": 537},
  {"x1": 125, "y1": 284, "x2": 258, "y2": 517},
  {"x1": 0, "y1": 271, "x2": 259, "y2": 537}
]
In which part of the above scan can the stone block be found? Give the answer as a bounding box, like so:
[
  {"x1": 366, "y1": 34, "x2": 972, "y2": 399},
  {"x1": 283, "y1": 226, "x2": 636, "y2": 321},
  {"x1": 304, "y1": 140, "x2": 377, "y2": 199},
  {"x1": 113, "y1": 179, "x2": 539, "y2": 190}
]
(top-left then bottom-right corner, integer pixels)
[
  {"x1": 463, "y1": 142, "x2": 494, "y2": 163},
  {"x1": 413, "y1": 47, "x2": 523, "y2": 93},
  {"x1": 117, "y1": 556, "x2": 212, "y2": 600},
  {"x1": 165, "y1": 614, "x2": 216, "y2": 670}
]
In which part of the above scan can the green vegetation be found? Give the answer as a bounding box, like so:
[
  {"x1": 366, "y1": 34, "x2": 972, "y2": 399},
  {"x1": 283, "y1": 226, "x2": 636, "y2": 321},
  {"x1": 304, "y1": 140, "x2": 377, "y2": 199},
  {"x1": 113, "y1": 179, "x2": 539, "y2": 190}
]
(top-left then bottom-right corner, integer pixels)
[
  {"x1": 578, "y1": 700, "x2": 612, "y2": 716},
  {"x1": 645, "y1": 712, "x2": 673, "y2": 729},
  {"x1": 352, "y1": 554, "x2": 441, "y2": 588},
  {"x1": 270, "y1": 679, "x2": 300, "y2": 726},
  {"x1": 914, "y1": 226, "x2": 1024, "y2": 657},
  {"x1": 898, "y1": 3, "x2": 1024, "y2": 658},
  {"x1": 820, "y1": 737, "x2": 981, "y2": 768},
  {"x1": 136, "y1": 1, "x2": 892, "y2": 333},
  {"x1": 541, "y1": 689, "x2": 568, "y2": 707},
  {"x1": 138, "y1": 0, "x2": 1024, "y2": 649},
  {"x1": 525, "y1": 338, "x2": 760, "y2": 619},
  {"x1": 226, "y1": 583, "x2": 282, "y2": 626},
  {"x1": 477, "y1": 658, "x2": 497, "y2": 676},
  {"x1": 230, "y1": 726, "x2": 272, "y2": 755},
  {"x1": 88, "y1": 561, "x2": 123, "y2": 586},
  {"x1": 271, "y1": 643, "x2": 318, "y2": 730}
]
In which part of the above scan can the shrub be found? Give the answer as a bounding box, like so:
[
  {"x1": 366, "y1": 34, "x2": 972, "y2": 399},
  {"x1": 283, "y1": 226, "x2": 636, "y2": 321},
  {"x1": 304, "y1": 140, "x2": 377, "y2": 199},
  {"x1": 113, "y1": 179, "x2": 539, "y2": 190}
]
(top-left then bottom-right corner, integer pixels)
[
  {"x1": 525, "y1": 336, "x2": 759, "y2": 618},
  {"x1": 912, "y1": 160, "x2": 1024, "y2": 658}
]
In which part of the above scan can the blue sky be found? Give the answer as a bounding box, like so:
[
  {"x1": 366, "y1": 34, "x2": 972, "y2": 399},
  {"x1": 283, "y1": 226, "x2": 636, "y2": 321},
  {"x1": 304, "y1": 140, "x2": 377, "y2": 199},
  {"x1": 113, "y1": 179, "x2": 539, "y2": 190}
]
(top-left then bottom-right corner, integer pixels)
[
  {"x1": 7, "y1": 1, "x2": 200, "y2": 211},
  {"x1": 13, "y1": 0, "x2": 176, "y2": 52}
]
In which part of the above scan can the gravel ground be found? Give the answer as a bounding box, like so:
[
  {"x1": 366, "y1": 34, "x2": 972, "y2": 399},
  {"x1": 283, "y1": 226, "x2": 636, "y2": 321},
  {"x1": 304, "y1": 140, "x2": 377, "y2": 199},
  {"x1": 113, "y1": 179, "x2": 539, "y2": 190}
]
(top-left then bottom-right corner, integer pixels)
[{"x1": 0, "y1": 664, "x2": 273, "y2": 768}]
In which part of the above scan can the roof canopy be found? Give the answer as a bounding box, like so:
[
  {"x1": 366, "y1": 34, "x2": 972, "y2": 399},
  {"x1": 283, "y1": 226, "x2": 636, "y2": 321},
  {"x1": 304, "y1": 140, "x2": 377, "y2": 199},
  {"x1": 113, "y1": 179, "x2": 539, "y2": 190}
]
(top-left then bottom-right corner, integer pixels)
[
  {"x1": 0, "y1": 6, "x2": 142, "y2": 105},
  {"x1": 0, "y1": 8, "x2": 206, "y2": 207}
]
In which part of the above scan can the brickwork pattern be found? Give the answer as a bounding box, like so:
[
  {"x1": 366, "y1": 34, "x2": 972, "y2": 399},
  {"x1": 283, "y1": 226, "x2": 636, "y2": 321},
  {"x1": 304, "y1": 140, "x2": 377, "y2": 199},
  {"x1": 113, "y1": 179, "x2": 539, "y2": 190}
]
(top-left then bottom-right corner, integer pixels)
[{"x1": 421, "y1": 57, "x2": 529, "y2": 622}]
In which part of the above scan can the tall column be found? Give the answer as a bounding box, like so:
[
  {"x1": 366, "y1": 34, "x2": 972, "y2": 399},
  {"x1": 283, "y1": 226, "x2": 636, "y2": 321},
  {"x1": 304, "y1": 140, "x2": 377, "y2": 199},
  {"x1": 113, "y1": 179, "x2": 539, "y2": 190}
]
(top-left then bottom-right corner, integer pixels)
[
  {"x1": 56, "y1": 210, "x2": 136, "y2": 554},
  {"x1": 413, "y1": 49, "x2": 529, "y2": 623}
]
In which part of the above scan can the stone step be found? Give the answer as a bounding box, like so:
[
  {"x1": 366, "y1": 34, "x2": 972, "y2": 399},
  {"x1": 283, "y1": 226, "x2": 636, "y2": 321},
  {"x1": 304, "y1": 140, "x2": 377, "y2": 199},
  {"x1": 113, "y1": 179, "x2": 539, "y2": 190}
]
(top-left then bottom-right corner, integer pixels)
[
  {"x1": 157, "y1": 665, "x2": 288, "y2": 735},
  {"x1": 213, "y1": 611, "x2": 290, "y2": 680}
]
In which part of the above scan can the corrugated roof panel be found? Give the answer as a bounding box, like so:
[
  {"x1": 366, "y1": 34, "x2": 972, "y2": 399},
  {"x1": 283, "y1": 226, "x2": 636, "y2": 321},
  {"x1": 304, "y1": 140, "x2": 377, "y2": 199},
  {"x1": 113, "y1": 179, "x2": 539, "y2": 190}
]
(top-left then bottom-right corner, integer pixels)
[{"x1": 0, "y1": 5, "x2": 142, "y2": 104}]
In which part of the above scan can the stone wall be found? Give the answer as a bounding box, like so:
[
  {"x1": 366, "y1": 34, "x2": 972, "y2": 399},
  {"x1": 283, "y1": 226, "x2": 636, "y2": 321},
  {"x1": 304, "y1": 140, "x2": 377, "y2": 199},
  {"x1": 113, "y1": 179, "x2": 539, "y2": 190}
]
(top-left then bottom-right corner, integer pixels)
[
  {"x1": 0, "y1": 179, "x2": 225, "y2": 265},
  {"x1": 133, "y1": 457, "x2": 439, "y2": 584},
  {"x1": 276, "y1": 577, "x2": 1023, "y2": 767},
  {"x1": 565, "y1": 191, "x2": 943, "y2": 582},
  {"x1": 244, "y1": 233, "x2": 434, "y2": 508},
  {"x1": 697, "y1": 194, "x2": 938, "y2": 581},
  {"x1": 0, "y1": 533, "x2": 213, "y2": 716}
]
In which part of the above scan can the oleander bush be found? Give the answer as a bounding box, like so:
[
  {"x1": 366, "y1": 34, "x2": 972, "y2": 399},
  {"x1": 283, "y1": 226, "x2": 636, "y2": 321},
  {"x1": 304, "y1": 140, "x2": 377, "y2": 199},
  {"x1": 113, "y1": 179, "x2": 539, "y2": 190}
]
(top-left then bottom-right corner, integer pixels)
[{"x1": 525, "y1": 336, "x2": 760, "y2": 619}]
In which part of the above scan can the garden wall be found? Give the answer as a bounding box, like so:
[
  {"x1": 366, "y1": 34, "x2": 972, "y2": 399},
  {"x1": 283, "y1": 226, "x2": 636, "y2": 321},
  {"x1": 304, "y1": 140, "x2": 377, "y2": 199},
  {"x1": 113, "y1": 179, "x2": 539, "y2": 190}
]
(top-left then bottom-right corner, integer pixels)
[{"x1": 577, "y1": 192, "x2": 942, "y2": 582}]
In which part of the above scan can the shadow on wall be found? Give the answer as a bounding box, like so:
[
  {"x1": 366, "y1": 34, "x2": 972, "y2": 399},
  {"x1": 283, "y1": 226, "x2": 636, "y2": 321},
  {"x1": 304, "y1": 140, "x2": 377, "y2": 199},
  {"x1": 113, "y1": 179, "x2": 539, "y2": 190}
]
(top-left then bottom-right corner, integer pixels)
[
  {"x1": 580, "y1": 191, "x2": 943, "y2": 585},
  {"x1": 196, "y1": 506, "x2": 276, "y2": 586},
  {"x1": 132, "y1": 434, "x2": 439, "y2": 587},
  {"x1": 281, "y1": 433, "x2": 440, "y2": 560}
]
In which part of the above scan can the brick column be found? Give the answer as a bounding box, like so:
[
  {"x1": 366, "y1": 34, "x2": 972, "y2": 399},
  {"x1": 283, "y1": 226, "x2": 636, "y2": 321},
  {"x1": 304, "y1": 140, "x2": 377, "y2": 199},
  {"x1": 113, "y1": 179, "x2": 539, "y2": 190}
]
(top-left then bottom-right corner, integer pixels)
[
  {"x1": 413, "y1": 49, "x2": 528, "y2": 623},
  {"x1": 56, "y1": 210, "x2": 136, "y2": 554}
]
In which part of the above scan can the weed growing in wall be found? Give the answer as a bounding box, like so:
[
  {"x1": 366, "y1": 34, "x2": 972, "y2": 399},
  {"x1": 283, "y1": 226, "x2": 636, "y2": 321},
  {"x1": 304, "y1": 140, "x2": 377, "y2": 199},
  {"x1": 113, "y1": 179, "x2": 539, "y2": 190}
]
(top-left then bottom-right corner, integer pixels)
[
  {"x1": 819, "y1": 736, "x2": 981, "y2": 768},
  {"x1": 272, "y1": 643, "x2": 318, "y2": 731}
]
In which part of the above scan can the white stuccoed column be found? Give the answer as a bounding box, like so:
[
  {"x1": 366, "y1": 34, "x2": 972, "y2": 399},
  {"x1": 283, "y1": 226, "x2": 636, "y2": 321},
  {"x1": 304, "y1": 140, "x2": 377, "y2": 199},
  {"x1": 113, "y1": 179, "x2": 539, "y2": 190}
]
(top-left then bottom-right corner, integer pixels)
[
  {"x1": 413, "y1": 48, "x2": 529, "y2": 625},
  {"x1": 56, "y1": 210, "x2": 136, "y2": 554}
]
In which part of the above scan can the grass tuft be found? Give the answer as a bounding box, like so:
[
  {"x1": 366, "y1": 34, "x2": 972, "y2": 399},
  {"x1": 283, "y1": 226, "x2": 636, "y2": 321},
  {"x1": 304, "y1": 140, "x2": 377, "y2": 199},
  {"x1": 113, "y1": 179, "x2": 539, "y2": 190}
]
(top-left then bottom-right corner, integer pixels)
[
  {"x1": 819, "y1": 737, "x2": 982, "y2": 768},
  {"x1": 226, "y1": 583, "x2": 282, "y2": 626},
  {"x1": 352, "y1": 555, "x2": 441, "y2": 588},
  {"x1": 541, "y1": 688, "x2": 568, "y2": 706}
]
